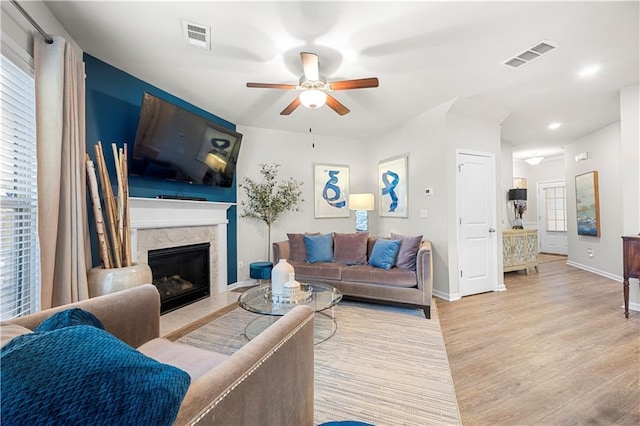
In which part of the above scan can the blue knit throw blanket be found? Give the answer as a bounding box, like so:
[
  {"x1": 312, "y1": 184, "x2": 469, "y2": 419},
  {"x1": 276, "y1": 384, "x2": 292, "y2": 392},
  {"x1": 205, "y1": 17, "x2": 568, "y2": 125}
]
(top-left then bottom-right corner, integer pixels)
[{"x1": 1, "y1": 325, "x2": 190, "y2": 425}]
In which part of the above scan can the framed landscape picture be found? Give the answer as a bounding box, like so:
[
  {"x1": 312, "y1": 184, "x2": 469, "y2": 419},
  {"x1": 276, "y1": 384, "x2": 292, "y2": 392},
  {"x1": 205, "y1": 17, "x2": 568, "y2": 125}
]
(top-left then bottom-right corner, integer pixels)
[
  {"x1": 313, "y1": 163, "x2": 350, "y2": 218},
  {"x1": 575, "y1": 171, "x2": 600, "y2": 237},
  {"x1": 378, "y1": 154, "x2": 408, "y2": 217}
]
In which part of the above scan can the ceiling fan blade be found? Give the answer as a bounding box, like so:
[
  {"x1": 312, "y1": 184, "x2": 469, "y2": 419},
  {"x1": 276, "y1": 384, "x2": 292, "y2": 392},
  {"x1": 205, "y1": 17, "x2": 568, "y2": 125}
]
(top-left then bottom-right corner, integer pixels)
[
  {"x1": 329, "y1": 77, "x2": 379, "y2": 91},
  {"x1": 326, "y1": 94, "x2": 350, "y2": 116},
  {"x1": 247, "y1": 82, "x2": 297, "y2": 89},
  {"x1": 301, "y1": 52, "x2": 319, "y2": 81},
  {"x1": 280, "y1": 97, "x2": 302, "y2": 115}
]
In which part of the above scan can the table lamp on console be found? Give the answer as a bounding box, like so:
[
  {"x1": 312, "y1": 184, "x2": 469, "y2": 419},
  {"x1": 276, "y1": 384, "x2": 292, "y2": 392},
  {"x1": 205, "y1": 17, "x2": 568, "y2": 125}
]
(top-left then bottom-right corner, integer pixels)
[{"x1": 508, "y1": 188, "x2": 527, "y2": 229}]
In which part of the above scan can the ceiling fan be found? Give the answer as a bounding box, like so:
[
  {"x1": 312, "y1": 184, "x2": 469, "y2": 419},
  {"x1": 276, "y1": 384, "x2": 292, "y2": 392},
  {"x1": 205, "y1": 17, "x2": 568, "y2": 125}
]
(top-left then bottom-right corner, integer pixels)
[{"x1": 246, "y1": 52, "x2": 379, "y2": 116}]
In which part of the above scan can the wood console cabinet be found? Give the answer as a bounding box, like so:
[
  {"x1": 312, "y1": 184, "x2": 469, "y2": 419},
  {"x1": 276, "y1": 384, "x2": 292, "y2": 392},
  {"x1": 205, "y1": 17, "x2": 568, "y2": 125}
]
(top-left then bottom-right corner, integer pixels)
[
  {"x1": 503, "y1": 229, "x2": 538, "y2": 274},
  {"x1": 622, "y1": 236, "x2": 640, "y2": 318}
]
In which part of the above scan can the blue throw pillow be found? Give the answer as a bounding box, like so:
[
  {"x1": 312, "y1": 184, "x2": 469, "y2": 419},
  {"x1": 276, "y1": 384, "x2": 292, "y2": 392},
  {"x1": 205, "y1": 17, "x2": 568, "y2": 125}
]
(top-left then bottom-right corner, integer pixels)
[
  {"x1": 368, "y1": 239, "x2": 402, "y2": 270},
  {"x1": 1, "y1": 325, "x2": 190, "y2": 426},
  {"x1": 35, "y1": 308, "x2": 105, "y2": 332},
  {"x1": 304, "y1": 233, "x2": 334, "y2": 263}
]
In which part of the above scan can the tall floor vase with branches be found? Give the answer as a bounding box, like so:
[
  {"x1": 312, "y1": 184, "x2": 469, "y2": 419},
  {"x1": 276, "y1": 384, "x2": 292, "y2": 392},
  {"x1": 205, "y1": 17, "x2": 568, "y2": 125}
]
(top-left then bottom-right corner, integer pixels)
[{"x1": 239, "y1": 164, "x2": 303, "y2": 261}]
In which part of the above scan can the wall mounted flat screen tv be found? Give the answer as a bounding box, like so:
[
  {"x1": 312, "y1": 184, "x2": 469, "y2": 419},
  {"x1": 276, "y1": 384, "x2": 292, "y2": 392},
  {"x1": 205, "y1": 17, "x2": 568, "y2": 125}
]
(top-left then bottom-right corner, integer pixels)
[{"x1": 130, "y1": 92, "x2": 242, "y2": 188}]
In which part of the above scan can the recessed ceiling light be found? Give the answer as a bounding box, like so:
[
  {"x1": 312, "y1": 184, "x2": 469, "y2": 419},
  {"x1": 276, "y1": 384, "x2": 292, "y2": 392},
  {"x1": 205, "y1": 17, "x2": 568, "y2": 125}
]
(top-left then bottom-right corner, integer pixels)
[
  {"x1": 548, "y1": 122, "x2": 561, "y2": 130},
  {"x1": 578, "y1": 64, "x2": 601, "y2": 78}
]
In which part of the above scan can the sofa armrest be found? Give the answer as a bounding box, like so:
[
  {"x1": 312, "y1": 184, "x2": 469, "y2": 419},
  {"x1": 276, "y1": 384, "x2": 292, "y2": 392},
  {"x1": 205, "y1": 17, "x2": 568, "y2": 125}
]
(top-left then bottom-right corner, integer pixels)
[
  {"x1": 175, "y1": 305, "x2": 315, "y2": 426},
  {"x1": 273, "y1": 240, "x2": 291, "y2": 262},
  {"x1": 416, "y1": 241, "x2": 434, "y2": 304},
  {"x1": 7, "y1": 284, "x2": 160, "y2": 348}
]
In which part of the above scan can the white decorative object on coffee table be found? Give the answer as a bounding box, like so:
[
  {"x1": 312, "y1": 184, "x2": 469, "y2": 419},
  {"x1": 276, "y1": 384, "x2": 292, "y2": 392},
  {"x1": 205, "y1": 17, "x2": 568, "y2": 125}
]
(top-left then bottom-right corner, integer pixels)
[
  {"x1": 271, "y1": 258, "x2": 294, "y2": 297},
  {"x1": 284, "y1": 272, "x2": 301, "y2": 297}
]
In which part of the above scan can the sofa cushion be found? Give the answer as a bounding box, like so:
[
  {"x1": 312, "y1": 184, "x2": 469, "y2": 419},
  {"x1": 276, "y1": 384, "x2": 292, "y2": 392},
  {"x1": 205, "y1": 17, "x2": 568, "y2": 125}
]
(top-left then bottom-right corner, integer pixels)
[
  {"x1": 304, "y1": 233, "x2": 334, "y2": 263},
  {"x1": 138, "y1": 337, "x2": 229, "y2": 380},
  {"x1": 291, "y1": 261, "x2": 344, "y2": 281},
  {"x1": 1, "y1": 325, "x2": 190, "y2": 426},
  {"x1": 368, "y1": 239, "x2": 401, "y2": 270},
  {"x1": 34, "y1": 308, "x2": 105, "y2": 332},
  {"x1": 333, "y1": 232, "x2": 368, "y2": 265},
  {"x1": 391, "y1": 233, "x2": 423, "y2": 271},
  {"x1": 341, "y1": 265, "x2": 418, "y2": 288},
  {"x1": 0, "y1": 323, "x2": 32, "y2": 348},
  {"x1": 287, "y1": 232, "x2": 319, "y2": 262},
  {"x1": 366, "y1": 236, "x2": 378, "y2": 259}
]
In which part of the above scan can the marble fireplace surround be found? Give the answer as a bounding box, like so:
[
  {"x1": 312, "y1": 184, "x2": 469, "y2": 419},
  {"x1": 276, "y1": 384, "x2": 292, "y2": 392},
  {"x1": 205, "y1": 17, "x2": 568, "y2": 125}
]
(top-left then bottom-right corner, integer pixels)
[{"x1": 129, "y1": 197, "x2": 234, "y2": 296}]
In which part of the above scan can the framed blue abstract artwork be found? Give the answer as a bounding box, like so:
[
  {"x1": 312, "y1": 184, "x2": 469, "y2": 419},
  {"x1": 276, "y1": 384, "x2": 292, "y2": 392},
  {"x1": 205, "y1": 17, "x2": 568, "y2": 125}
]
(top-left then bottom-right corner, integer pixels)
[
  {"x1": 378, "y1": 154, "x2": 408, "y2": 217},
  {"x1": 575, "y1": 170, "x2": 600, "y2": 237},
  {"x1": 313, "y1": 163, "x2": 350, "y2": 218}
]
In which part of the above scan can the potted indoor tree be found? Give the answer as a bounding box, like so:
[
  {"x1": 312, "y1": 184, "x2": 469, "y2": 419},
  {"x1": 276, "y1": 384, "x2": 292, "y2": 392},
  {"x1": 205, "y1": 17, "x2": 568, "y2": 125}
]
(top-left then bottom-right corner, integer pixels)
[{"x1": 239, "y1": 163, "x2": 303, "y2": 261}]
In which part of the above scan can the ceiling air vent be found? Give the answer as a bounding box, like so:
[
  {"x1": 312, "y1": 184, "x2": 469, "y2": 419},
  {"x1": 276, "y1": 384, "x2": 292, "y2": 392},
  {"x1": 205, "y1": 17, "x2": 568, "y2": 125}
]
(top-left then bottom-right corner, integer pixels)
[
  {"x1": 183, "y1": 20, "x2": 211, "y2": 50},
  {"x1": 503, "y1": 40, "x2": 559, "y2": 69}
]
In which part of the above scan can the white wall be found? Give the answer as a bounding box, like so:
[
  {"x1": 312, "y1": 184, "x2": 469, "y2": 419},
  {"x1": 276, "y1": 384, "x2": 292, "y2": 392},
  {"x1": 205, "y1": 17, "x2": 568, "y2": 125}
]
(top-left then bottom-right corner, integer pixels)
[
  {"x1": 563, "y1": 83, "x2": 639, "y2": 312},
  {"x1": 445, "y1": 104, "x2": 507, "y2": 298},
  {"x1": 620, "y1": 84, "x2": 640, "y2": 235},
  {"x1": 565, "y1": 123, "x2": 622, "y2": 279},
  {"x1": 512, "y1": 156, "x2": 565, "y2": 228},
  {"x1": 371, "y1": 102, "x2": 452, "y2": 298},
  {"x1": 1, "y1": 1, "x2": 80, "y2": 55},
  {"x1": 369, "y1": 98, "x2": 508, "y2": 300},
  {"x1": 619, "y1": 84, "x2": 640, "y2": 310},
  {"x1": 234, "y1": 125, "x2": 368, "y2": 281},
  {"x1": 501, "y1": 140, "x2": 515, "y2": 228}
]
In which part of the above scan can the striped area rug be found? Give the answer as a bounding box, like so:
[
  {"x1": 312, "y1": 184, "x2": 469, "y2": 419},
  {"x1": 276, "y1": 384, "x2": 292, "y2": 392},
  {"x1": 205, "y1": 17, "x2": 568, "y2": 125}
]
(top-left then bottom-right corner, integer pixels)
[{"x1": 178, "y1": 300, "x2": 461, "y2": 425}]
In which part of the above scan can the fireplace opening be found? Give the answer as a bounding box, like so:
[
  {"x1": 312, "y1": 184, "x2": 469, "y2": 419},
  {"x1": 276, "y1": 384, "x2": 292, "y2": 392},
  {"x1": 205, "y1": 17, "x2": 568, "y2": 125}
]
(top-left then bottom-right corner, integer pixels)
[{"x1": 148, "y1": 242, "x2": 210, "y2": 314}]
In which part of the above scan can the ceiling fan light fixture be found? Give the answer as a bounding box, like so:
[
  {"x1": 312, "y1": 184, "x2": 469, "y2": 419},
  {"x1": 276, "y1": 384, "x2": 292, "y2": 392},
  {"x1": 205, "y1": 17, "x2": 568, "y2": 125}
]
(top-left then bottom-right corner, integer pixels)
[{"x1": 299, "y1": 89, "x2": 327, "y2": 109}]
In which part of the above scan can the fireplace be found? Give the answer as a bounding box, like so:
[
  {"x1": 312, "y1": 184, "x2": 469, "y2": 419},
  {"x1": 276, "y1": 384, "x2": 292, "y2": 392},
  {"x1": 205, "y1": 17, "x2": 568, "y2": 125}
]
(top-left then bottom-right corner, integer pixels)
[
  {"x1": 148, "y1": 243, "x2": 210, "y2": 313},
  {"x1": 128, "y1": 197, "x2": 233, "y2": 313}
]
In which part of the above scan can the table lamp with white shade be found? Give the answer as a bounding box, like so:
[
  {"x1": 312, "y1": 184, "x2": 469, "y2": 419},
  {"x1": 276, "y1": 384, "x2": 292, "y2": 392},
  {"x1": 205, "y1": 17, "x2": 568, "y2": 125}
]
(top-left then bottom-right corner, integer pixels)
[{"x1": 349, "y1": 193, "x2": 375, "y2": 232}]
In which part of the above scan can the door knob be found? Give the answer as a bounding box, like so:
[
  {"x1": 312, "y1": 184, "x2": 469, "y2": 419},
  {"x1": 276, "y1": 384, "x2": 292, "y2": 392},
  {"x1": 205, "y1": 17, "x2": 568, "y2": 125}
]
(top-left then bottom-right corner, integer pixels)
[{"x1": 489, "y1": 228, "x2": 496, "y2": 233}]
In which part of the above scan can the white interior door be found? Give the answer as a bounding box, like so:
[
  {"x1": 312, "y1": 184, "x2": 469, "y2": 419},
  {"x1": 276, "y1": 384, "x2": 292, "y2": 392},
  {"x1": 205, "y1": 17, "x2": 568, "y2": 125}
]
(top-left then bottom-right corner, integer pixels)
[
  {"x1": 457, "y1": 152, "x2": 497, "y2": 297},
  {"x1": 537, "y1": 180, "x2": 568, "y2": 255}
]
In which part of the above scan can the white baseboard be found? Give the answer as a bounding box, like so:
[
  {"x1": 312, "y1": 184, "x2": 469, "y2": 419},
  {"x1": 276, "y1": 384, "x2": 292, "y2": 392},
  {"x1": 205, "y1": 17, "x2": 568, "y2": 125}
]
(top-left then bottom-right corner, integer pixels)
[
  {"x1": 566, "y1": 261, "x2": 640, "y2": 313},
  {"x1": 433, "y1": 285, "x2": 505, "y2": 301},
  {"x1": 565, "y1": 260, "x2": 623, "y2": 282},
  {"x1": 433, "y1": 289, "x2": 461, "y2": 301}
]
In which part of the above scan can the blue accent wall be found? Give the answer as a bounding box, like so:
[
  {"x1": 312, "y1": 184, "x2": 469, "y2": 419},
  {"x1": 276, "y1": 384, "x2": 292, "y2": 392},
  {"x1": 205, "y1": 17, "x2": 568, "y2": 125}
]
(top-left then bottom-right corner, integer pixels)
[{"x1": 84, "y1": 54, "x2": 238, "y2": 284}]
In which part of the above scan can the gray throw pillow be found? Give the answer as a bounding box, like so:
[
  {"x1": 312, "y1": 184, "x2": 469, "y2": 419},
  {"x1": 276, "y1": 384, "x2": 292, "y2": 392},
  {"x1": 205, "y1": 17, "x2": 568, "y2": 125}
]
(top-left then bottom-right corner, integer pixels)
[
  {"x1": 391, "y1": 233, "x2": 423, "y2": 271},
  {"x1": 333, "y1": 232, "x2": 368, "y2": 265},
  {"x1": 287, "y1": 233, "x2": 319, "y2": 262}
]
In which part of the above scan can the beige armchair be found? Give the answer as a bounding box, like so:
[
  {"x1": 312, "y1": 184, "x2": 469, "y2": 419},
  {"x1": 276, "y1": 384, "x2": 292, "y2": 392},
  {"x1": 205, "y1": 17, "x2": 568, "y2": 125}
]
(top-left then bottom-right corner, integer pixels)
[{"x1": 6, "y1": 284, "x2": 315, "y2": 425}]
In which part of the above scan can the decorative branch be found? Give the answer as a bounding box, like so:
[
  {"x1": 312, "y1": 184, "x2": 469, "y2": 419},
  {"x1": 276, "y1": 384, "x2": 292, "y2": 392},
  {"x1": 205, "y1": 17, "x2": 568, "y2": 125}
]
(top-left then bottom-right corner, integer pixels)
[
  {"x1": 86, "y1": 155, "x2": 111, "y2": 269},
  {"x1": 86, "y1": 142, "x2": 132, "y2": 269}
]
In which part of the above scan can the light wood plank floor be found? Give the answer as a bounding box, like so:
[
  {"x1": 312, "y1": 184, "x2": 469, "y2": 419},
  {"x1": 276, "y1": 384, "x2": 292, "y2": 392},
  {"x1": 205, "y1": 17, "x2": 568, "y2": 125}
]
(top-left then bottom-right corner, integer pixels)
[{"x1": 438, "y1": 259, "x2": 640, "y2": 425}]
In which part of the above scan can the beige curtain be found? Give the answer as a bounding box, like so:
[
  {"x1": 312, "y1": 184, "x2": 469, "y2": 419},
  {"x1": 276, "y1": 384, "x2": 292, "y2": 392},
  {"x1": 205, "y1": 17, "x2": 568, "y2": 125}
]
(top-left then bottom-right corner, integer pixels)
[{"x1": 34, "y1": 35, "x2": 90, "y2": 308}]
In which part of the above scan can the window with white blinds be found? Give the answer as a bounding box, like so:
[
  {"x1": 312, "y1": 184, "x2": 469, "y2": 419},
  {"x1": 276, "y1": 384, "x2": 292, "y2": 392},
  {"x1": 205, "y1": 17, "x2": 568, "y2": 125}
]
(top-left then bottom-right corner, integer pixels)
[{"x1": 0, "y1": 50, "x2": 40, "y2": 320}]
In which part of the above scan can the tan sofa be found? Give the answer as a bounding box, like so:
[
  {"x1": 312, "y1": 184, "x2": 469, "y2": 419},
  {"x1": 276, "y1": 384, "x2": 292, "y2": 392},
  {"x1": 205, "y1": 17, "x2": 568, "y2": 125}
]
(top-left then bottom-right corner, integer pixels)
[
  {"x1": 273, "y1": 238, "x2": 433, "y2": 318},
  {"x1": 4, "y1": 284, "x2": 315, "y2": 425}
]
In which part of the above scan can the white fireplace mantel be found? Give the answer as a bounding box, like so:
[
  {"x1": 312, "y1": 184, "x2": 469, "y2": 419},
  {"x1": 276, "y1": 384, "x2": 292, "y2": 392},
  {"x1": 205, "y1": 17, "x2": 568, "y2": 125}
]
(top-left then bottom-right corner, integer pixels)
[
  {"x1": 129, "y1": 197, "x2": 235, "y2": 295},
  {"x1": 129, "y1": 197, "x2": 234, "y2": 229}
]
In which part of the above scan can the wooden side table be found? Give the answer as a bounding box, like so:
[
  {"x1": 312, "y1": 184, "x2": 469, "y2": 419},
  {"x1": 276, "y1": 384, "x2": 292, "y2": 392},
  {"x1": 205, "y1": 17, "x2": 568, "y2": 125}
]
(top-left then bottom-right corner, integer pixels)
[{"x1": 622, "y1": 236, "x2": 640, "y2": 318}]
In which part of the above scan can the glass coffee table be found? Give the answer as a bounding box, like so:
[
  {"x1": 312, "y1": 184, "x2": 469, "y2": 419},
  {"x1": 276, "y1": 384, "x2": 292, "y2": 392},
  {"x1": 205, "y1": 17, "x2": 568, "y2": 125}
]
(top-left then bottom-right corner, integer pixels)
[{"x1": 238, "y1": 282, "x2": 342, "y2": 345}]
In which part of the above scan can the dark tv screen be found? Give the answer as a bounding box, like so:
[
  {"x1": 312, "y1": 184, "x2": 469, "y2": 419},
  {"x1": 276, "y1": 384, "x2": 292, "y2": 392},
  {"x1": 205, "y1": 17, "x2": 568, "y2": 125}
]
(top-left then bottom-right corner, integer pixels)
[{"x1": 131, "y1": 92, "x2": 242, "y2": 188}]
